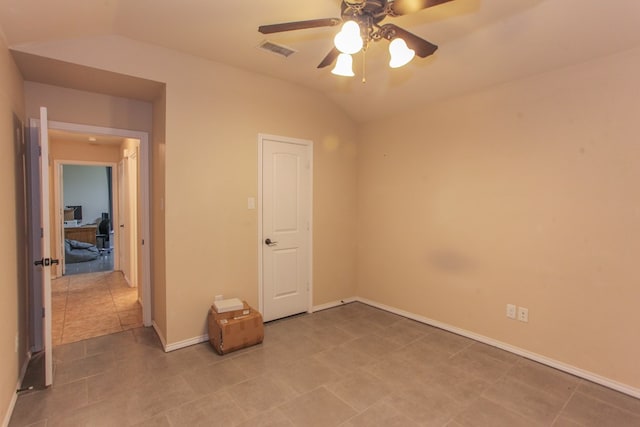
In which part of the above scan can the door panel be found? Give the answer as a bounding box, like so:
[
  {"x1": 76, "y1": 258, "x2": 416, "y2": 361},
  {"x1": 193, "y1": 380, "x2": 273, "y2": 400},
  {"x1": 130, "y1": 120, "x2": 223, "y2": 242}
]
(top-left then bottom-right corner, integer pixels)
[
  {"x1": 28, "y1": 107, "x2": 53, "y2": 386},
  {"x1": 261, "y1": 136, "x2": 312, "y2": 322},
  {"x1": 273, "y1": 249, "x2": 299, "y2": 297}
]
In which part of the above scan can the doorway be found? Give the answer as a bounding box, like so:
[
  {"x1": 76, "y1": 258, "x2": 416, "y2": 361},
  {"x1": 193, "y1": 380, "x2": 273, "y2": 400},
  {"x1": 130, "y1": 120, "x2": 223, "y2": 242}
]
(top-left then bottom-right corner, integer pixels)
[
  {"x1": 258, "y1": 134, "x2": 313, "y2": 322},
  {"x1": 58, "y1": 163, "x2": 115, "y2": 276},
  {"x1": 27, "y1": 116, "x2": 151, "y2": 372},
  {"x1": 52, "y1": 159, "x2": 138, "y2": 346}
]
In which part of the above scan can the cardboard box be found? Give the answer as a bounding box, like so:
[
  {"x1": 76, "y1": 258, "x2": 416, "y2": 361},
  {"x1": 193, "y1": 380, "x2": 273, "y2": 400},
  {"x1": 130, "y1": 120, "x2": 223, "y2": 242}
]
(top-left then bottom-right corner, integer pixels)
[
  {"x1": 213, "y1": 297, "x2": 244, "y2": 313},
  {"x1": 64, "y1": 208, "x2": 75, "y2": 221},
  {"x1": 208, "y1": 301, "x2": 264, "y2": 355}
]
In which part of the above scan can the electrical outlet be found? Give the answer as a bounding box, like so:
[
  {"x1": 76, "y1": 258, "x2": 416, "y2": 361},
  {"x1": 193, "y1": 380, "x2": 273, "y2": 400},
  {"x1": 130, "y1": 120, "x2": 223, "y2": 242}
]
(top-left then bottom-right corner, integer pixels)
[
  {"x1": 506, "y1": 304, "x2": 516, "y2": 319},
  {"x1": 518, "y1": 307, "x2": 529, "y2": 322}
]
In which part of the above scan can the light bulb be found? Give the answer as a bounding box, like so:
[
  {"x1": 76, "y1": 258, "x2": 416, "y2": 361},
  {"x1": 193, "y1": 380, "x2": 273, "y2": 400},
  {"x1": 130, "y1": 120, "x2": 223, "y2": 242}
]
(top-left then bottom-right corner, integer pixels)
[
  {"x1": 334, "y1": 21, "x2": 363, "y2": 55},
  {"x1": 331, "y1": 53, "x2": 355, "y2": 77},
  {"x1": 389, "y1": 38, "x2": 415, "y2": 68}
]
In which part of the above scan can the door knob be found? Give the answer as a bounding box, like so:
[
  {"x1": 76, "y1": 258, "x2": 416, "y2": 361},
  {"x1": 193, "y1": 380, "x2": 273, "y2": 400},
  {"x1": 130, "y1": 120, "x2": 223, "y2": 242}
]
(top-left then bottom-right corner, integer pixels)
[
  {"x1": 265, "y1": 238, "x2": 278, "y2": 246},
  {"x1": 34, "y1": 258, "x2": 59, "y2": 267}
]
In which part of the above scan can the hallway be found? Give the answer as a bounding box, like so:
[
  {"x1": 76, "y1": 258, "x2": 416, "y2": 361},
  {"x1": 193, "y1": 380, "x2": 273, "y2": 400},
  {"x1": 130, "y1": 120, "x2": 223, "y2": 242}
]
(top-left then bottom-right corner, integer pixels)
[{"x1": 52, "y1": 271, "x2": 142, "y2": 346}]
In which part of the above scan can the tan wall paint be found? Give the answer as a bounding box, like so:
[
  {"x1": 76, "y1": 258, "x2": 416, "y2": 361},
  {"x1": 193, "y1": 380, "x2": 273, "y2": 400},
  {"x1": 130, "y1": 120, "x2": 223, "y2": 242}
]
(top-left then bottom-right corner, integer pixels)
[
  {"x1": 151, "y1": 90, "x2": 167, "y2": 339},
  {"x1": 24, "y1": 81, "x2": 153, "y2": 133},
  {"x1": 120, "y1": 138, "x2": 142, "y2": 298},
  {"x1": 0, "y1": 35, "x2": 25, "y2": 423},
  {"x1": 50, "y1": 139, "x2": 121, "y2": 163},
  {"x1": 16, "y1": 36, "x2": 358, "y2": 344},
  {"x1": 357, "y1": 47, "x2": 640, "y2": 390},
  {"x1": 24, "y1": 81, "x2": 154, "y2": 284}
]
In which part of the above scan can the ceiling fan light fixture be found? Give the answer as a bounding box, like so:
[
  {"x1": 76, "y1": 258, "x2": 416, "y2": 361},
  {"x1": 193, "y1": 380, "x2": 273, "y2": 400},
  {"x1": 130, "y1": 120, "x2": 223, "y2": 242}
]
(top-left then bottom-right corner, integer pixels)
[
  {"x1": 334, "y1": 20, "x2": 363, "y2": 54},
  {"x1": 388, "y1": 37, "x2": 415, "y2": 68},
  {"x1": 332, "y1": 53, "x2": 355, "y2": 76}
]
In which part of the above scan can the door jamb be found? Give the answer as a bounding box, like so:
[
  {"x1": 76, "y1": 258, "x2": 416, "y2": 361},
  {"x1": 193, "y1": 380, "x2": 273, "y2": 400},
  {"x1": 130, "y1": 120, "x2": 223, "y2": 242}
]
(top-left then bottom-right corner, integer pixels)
[{"x1": 257, "y1": 133, "x2": 314, "y2": 317}]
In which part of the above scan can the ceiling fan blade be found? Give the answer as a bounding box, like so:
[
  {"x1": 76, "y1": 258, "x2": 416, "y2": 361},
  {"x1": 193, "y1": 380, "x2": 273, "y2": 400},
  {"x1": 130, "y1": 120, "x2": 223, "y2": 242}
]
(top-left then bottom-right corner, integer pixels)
[
  {"x1": 317, "y1": 47, "x2": 340, "y2": 69},
  {"x1": 382, "y1": 24, "x2": 438, "y2": 58},
  {"x1": 390, "y1": 0, "x2": 454, "y2": 16},
  {"x1": 259, "y1": 18, "x2": 341, "y2": 34}
]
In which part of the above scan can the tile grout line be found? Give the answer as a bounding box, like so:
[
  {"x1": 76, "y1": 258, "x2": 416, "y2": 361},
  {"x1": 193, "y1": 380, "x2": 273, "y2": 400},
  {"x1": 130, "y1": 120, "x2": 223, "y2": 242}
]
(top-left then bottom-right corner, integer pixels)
[{"x1": 550, "y1": 380, "x2": 581, "y2": 426}]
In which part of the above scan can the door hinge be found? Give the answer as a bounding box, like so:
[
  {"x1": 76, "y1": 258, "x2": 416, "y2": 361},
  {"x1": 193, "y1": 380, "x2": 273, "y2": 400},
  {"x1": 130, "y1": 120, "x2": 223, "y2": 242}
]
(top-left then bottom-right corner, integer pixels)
[
  {"x1": 42, "y1": 307, "x2": 45, "y2": 318},
  {"x1": 141, "y1": 239, "x2": 144, "y2": 245},
  {"x1": 40, "y1": 228, "x2": 43, "y2": 238}
]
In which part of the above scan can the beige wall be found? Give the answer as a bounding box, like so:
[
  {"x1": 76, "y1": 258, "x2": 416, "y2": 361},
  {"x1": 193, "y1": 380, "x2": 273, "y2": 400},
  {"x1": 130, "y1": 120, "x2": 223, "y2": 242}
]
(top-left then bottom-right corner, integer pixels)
[
  {"x1": 2, "y1": 27, "x2": 638, "y2": 406},
  {"x1": 151, "y1": 89, "x2": 167, "y2": 338},
  {"x1": 16, "y1": 36, "x2": 359, "y2": 344},
  {"x1": 357, "y1": 47, "x2": 640, "y2": 391},
  {"x1": 25, "y1": 81, "x2": 155, "y2": 286},
  {"x1": 120, "y1": 138, "x2": 142, "y2": 296},
  {"x1": 50, "y1": 139, "x2": 121, "y2": 163},
  {"x1": 0, "y1": 34, "x2": 25, "y2": 423},
  {"x1": 24, "y1": 81, "x2": 153, "y2": 133}
]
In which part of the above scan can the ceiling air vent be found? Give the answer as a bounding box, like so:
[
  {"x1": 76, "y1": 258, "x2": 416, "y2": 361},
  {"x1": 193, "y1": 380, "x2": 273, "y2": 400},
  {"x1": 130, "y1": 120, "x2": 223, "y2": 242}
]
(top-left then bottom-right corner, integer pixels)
[{"x1": 258, "y1": 40, "x2": 296, "y2": 58}]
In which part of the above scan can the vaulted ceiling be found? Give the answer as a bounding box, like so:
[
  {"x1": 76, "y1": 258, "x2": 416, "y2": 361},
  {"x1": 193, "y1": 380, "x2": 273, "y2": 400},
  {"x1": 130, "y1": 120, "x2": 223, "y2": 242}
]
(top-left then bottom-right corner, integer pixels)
[{"x1": 2, "y1": 0, "x2": 640, "y2": 122}]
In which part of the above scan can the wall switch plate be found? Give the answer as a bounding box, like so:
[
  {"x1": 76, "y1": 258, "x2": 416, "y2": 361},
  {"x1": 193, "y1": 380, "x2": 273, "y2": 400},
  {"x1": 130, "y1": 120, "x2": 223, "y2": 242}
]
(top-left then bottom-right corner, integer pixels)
[
  {"x1": 518, "y1": 307, "x2": 529, "y2": 322},
  {"x1": 506, "y1": 304, "x2": 516, "y2": 319},
  {"x1": 248, "y1": 197, "x2": 256, "y2": 210}
]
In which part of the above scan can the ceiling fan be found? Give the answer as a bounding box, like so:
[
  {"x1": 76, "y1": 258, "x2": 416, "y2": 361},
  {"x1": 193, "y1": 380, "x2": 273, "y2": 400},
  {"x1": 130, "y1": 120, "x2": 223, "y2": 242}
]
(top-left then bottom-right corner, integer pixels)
[{"x1": 258, "y1": 0, "x2": 453, "y2": 77}]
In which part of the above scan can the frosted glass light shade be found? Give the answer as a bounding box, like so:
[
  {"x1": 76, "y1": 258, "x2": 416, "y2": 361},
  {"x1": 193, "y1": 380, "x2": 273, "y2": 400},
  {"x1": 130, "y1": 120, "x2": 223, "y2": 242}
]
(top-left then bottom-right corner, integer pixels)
[
  {"x1": 389, "y1": 38, "x2": 415, "y2": 68},
  {"x1": 332, "y1": 53, "x2": 355, "y2": 77},
  {"x1": 334, "y1": 21, "x2": 363, "y2": 54}
]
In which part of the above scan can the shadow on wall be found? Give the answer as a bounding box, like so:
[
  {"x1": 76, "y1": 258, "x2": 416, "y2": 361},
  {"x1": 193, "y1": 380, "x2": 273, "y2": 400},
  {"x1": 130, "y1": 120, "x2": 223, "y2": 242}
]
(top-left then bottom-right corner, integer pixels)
[
  {"x1": 427, "y1": 249, "x2": 475, "y2": 273},
  {"x1": 13, "y1": 113, "x2": 29, "y2": 374}
]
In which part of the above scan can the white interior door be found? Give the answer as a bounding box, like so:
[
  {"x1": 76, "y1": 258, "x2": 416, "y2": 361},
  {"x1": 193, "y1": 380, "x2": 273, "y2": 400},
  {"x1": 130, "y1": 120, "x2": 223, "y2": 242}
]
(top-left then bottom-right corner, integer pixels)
[
  {"x1": 128, "y1": 150, "x2": 138, "y2": 287},
  {"x1": 29, "y1": 107, "x2": 53, "y2": 386},
  {"x1": 58, "y1": 163, "x2": 65, "y2": 276},
  {"x1": 117, "y1": 159, "x2": 129, "y2": 280},
  {"x1": 260, "y1": 135, "x2": 312, "y2": 322}
]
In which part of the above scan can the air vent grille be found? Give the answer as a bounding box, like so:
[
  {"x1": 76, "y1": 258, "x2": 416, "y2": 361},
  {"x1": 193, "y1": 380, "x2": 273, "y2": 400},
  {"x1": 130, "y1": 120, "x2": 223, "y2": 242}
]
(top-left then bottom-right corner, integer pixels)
[{"x1": 258, "y1": 41, "x2": 296, "y2": 58}]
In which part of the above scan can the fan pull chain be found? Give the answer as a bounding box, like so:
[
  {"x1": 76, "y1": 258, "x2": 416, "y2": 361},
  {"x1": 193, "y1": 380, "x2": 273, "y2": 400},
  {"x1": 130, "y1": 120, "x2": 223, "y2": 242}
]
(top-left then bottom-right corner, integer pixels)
[{"x1": 362, "y1": 48, "x2": 367, "y2": 83}]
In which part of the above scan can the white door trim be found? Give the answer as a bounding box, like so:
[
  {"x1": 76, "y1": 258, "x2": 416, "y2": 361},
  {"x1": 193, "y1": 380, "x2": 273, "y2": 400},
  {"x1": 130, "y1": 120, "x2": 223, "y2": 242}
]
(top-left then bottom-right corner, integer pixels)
[
  {"x1": 257, "y1": 133, "x2": 313, "y2": 318},
  {"x1": 47, "y1": 120, "x2": 152, "y2": 327}
]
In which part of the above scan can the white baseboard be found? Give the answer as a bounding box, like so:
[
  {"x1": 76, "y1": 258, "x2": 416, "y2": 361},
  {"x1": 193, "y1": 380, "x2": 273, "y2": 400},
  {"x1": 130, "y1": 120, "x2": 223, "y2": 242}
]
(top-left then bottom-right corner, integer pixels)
[
  {"x1": 356, "y1": 296, "x2": 640, "y2": 400},
  {"x1": 164, "y1": 334, "x2": 208, "y2": 353},
  {"x1": 150, "y1": 295, "x2": 640, "y2": 398},
  {"x1": 312, "y1": 297, "x2": 357, "y2": 313},
  {"x1": 1, "y1": 381, "x2": 19, "y2": 427},
  {"x1": 3, "y1": 349, "x2": 32, "y2": 427},
  {"x1": 152, "y1": 321, "x2": 168, "y2": 352},
  {"x1": 160, "y1": 296, "x2": 361, "y2": 352},
  {"x1": 1, "y1": 380, "x2": 19, "y2": 427}
]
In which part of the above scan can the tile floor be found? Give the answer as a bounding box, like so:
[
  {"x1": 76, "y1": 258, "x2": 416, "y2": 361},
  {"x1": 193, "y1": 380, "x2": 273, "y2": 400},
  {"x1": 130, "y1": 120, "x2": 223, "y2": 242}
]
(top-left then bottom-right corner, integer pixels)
[
  {"x1": 52, "y1": 271, "x2": 143, "y2": 346},
  {"x1": 9, "y1": 302, "x2": 640, "y2": 426}
]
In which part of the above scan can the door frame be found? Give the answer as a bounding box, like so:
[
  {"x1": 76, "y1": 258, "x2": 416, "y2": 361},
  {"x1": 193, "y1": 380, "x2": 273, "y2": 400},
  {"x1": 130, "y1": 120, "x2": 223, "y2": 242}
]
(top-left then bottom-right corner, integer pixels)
[
  {"x1": 45, "y1": 120, "x2": 152, "y2": 327},
  {"x1": 257, "y1": 133, "x2": 314, "y2": 317}
]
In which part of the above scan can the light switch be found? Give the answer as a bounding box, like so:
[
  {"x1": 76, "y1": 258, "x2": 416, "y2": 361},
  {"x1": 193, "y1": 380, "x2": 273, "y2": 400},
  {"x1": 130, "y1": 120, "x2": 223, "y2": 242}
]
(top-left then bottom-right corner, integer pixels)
[{"x1": 248, "y1": 197, "x2": 256, "y2": 210}]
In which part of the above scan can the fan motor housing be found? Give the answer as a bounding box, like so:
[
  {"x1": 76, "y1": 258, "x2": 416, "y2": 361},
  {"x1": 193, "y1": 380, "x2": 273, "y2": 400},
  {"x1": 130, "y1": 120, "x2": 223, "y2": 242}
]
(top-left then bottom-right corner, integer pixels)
[{"x1": 342, "y1": 0, "x2": 388, "y2": 25}]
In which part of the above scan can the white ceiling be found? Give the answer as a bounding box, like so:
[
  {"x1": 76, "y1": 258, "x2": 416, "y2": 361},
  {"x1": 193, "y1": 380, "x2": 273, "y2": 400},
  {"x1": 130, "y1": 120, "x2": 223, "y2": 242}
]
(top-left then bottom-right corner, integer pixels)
[{"x1": 2, "y1": 0, "x2": 640, "y2": 122}]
